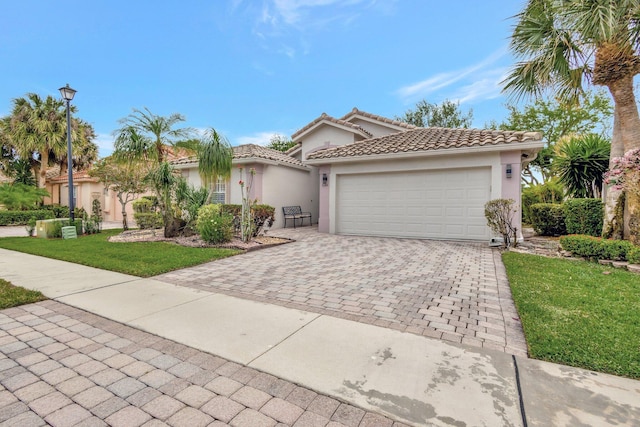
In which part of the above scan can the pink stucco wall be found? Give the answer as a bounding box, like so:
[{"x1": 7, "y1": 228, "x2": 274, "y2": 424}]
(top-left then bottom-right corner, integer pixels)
[
  {"x1": 500, "y1": 151, "x2": 523, "y2": 237},
  {"x1": 249, "y1": 164, "x2": 264, "y2": 202},
  {"x1": 318, "y1": 165, "x2": 330, "y2": 233}
]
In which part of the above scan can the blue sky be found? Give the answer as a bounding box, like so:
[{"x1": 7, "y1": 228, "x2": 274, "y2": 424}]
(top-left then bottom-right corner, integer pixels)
[{"x1": 2, "y1": 0, "x2": 527, "y2": 157}]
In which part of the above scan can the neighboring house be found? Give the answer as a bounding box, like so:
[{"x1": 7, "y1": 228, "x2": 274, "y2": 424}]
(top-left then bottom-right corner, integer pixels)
[
  {"x1": 173, "y1": 144, "x2": 316, "y2": 229},
  {"x1": 175, "y1": 107, "x2": 545, "y2": 241},
  {"x1": 44, "y1": 166, "x2": 136, "y2": 223}
]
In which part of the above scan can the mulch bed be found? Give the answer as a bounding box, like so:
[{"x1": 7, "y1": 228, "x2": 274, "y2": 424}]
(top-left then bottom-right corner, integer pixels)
[{"x1": 108, "y1": 229, "x2": 292, "y2": 251}]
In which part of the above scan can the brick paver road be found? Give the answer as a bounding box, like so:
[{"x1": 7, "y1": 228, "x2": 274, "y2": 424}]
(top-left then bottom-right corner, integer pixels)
[
  {"x1": 0, "y1": 300, "x2": 402, "y2": 427},
  {"x1": 156, "y1": 228, "x2": 527, "y2": 356}
]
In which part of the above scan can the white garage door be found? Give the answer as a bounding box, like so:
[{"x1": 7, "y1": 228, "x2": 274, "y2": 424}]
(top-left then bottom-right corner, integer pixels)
[{"x1": 336, "y1": 168, "x2": 491, "y2": 240}]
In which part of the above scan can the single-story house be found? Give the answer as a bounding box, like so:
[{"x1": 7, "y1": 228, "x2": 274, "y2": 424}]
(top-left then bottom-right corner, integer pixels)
[
  {"x1": 174, "y1": 108, "x2": 544, "y2": 241},
  {"x1": 172, "y1": 144, "x2": 316, "y2": 229}
]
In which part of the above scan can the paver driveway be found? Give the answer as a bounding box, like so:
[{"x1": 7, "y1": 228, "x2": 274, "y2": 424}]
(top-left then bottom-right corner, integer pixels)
[{"x1": 156, "y1": 227, "x2": 527, "y2": 356}]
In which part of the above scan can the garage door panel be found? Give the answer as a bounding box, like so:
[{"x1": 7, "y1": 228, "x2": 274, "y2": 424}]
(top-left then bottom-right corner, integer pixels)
[{"x1": 336, "y1": 168, "x2": 491, "y2": 240}]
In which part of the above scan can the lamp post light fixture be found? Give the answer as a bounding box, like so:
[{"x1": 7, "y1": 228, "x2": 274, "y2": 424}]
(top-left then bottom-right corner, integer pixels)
[{"x1": 59, "y1": 84, "x2": 77, "y2": 221}]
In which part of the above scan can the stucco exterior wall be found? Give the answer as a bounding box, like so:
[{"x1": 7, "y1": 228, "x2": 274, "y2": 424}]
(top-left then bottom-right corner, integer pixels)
[
  {"x1": 500, "y1": 151, "x2": 524, "y2": 237},
  {"x1": 299, "y1": 127, "x2": 358, "y2": 160},
  {"x1": 262, "y1": 165, "x2": 316, "y2": 229},
  {"x1": 318, "y1": 165, "x2": 331, "y2": 233},
  {"x1": 178, "y1": 163, "x2": 314, "y2": 230}
]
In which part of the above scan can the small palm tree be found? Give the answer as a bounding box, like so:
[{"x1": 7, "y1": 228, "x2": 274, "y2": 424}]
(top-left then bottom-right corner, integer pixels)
[
  {"x1": 114, "y1": 109, "x2": 233, "y2": 237},
  {"x1": 114, "y1": 107, "x2": 192, "y2": 163},
  {"x1": 554, "y1": 134, "x2": 610, "y2": 198},
  {"x1": 197, "y1": 128, "x2": 233, "y2": 203}
]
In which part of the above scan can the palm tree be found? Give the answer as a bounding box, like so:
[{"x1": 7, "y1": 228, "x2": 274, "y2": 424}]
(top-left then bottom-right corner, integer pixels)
[
  {"x1": 5, "y1": 94, "x2": 67, "y2": 188},
  {"x1": 114, "y1": 107, "x2": 192, "y2": 163},
  {"x1": 503, "y1": 0, "x2": 640, "y2": 241},
  {"x1": 197, "y1": 128, "x2": 233, "y2": 203},
  {"x1": 2, "y1": 93, "x2": 96, "y2": 188},
  {"x1": 554, "y1": 134, "x2": 611, "y2": 198},
  {"x1": 113, "y1": 109, "x2": 233, "y2": 236}
]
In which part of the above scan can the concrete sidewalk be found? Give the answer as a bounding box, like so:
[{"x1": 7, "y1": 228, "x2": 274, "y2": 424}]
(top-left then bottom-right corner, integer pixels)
[{"x1": 1, "y1": 248, "x2": 639, "y2": 426}]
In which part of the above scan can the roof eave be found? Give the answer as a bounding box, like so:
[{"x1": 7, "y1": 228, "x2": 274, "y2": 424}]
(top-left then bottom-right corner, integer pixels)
[
  {"x1": 173, "y1": 157, "x2": 310, "y2": 172},
  {"x1": 292, "y1": 120, "x2": 370, "y2": 143},
  {"x1": 343, "y1": 113, "x2": 415, "y2": 132},
  {"x1": 304, "y1": 140, "x2": 546, "y2": 165}
]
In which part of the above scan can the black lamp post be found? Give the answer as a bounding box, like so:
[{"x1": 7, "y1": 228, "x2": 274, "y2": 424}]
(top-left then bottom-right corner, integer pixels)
[{"x1": 59, "y1": 84, "x2": 77, "y2": 221}]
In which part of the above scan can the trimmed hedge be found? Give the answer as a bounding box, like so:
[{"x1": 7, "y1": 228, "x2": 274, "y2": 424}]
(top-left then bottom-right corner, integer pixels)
[
  {"x1": 564, "y1": 199, "x2": 603, "y2": 237},
  {"x1": 521, "y1": 182, "x2": 564, "y2": 224},
  {"x1": 559, "y1": 235, "x2": 638, "y2": 262},
  {"x1": 42, "y1": 205, "x2": 69, "y2": 218},
  {"x1": 530, "y1": 203, "x2": 567, "y2": 236},
  {"x1": 134, "y1": 213, "x2": 163, "y2": 229},
  {"x1": 0, "y1": 210, "x2": 54, "y2": 226}
]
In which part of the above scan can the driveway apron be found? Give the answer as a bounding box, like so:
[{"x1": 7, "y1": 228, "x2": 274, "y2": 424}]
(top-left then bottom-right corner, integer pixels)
[{"x1": 155, "y1": 227, "x2": 527, "y2": 356}]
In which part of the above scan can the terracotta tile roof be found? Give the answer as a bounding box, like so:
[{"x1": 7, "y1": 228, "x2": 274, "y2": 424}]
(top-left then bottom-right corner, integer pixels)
[
  {"x1": 285, "y1": 142, "x2": 302, "y2": 155},
  {"x1": 340, "y1": 107, "x2": 418, "y2": 130},
  {"x1": 171, "y1": 144, "x2": 306, "y2": 168},
  {"x1": 47, "y1": 169, "x2": 97, "y2": 183},
  {"x1": 232, "y1": 144, "x2": 306, "y2": 167},
  {"x1": 306, "y1": 127, "x2": 543, "y2": 160},
  {"x1": 291, "y1": 113, "x2": 373, "y2": 140}
]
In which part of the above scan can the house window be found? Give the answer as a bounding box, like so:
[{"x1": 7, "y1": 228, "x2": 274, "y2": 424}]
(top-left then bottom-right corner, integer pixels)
[{"x1": 212, "y1": 178, "x2": 226, "y2": 204}]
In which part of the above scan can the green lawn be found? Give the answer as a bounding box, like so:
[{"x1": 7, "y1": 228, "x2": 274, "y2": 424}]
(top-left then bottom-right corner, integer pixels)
[
  {"x1": 0, "y1": 229, "x2": 242, "y2": 277},
  {"x1": 503, "y1": 252, "x2": 640, "y2": 379},
  {"x1": 0, "y1": 279, "x2": 46, "y2": 309}
]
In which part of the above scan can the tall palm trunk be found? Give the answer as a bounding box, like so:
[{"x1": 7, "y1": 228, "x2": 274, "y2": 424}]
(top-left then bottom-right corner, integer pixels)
[
  {"x1": 606, "y1": 75, "x2": 640, "y2": 241},
  {"x1": 603, "y1": 107, "x2": 624, "y2": 238},
  {"x1": 38, "y1": 151, "x2": 49, "y2": 189}
]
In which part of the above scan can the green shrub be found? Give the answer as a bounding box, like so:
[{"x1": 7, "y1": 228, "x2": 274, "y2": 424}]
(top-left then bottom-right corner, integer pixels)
[
  {"x1": 522, "y1": 181, "x2": 564, "y2": 224},
  {"x1": 133, "y1": 198, "x2": 155, "y2": 213},
  {"x1": 628, "y1": 246, "x2": 640, "y2": 264},
  {"x1": 197, "y1": 204, "x2": 234, "y2": 244},
  {"x1": 49, "y1": 219, "x2": 82, "y2": 238},
  {"x1": 42, "y1": 205, "x2": 69, "y2": 218},
  {"x1": 0, "y1": 183, "x2": 49, "y2": 210},
  {"x1": 559, "y1": 235, "x2": 603, "y2": 258},
  {"x1": 0, "y1": 210, "x2": 54, "y2": 226},
  {"x1": 559, "y1": 235, "x2": 637, "y2": 261},
  {"x1": 530, "y1": 203, "x2": 567, "y2": 236},
  {"x1": 134, "y1": 212, "x2": 163, "y2": 229},
  {"x1": 564, "y1": 199, "x2": 603, "y2": 236},
  {"x1": 25, "y1": 217, "x2": 37, "y2": 237}
]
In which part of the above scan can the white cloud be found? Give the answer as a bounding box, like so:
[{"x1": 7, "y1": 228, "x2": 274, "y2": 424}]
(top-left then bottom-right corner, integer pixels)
[
  {"x1": 395, "y1": 47, "x2": 509, "y2": 103},
  {"x1": 242, "y1": 0, "x2": 394, "y2": 58},
  {"x1": 235, "y1": 131, "x2": 282, "y2": 146},
  {"x1": 452, "y1": 68, "x2": 509, "y2": 104},
  {"x1": 95, "y1": 133, "x2": 114, "y2": 158}
]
